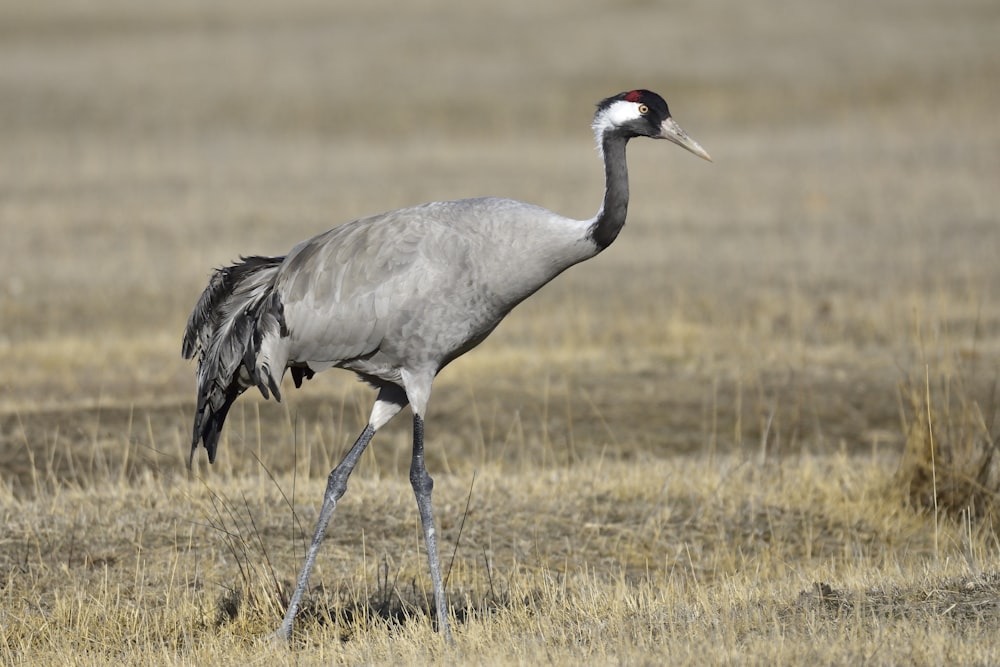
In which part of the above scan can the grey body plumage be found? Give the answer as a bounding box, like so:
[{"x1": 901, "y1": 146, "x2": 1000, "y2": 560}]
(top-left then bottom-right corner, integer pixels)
[{"x1": 182, "y1": 89, "x2": 710, "y2": 642}]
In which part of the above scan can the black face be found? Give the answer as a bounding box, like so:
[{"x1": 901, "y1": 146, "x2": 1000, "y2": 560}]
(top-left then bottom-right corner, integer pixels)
[{"x1": 596, "y1": 89, "x2": 671, "y2": 138}]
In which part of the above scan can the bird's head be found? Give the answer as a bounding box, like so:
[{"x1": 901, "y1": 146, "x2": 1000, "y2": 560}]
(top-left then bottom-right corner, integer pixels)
[{"x1": 593, "y1": 89, "x2": 712, "y2": 162}]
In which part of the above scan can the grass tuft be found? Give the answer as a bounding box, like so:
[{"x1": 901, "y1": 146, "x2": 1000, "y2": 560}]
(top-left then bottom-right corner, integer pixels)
[{"x1": 895, "y1": 364, "x2": 1000, "y2": 529}]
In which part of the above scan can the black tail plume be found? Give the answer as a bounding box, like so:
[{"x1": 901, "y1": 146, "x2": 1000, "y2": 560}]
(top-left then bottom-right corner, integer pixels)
[{"x1": 182, "y1": 255, "x2": 285, "y2": 465}]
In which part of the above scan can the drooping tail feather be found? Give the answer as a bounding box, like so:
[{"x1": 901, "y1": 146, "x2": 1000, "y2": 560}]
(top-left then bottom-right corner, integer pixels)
[{"x1": 182, "y1": 255, "x2": 286, "y2": 465}]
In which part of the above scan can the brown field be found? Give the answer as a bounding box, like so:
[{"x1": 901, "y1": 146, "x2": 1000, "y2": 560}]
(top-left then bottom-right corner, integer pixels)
[{"x1": 2, "y1": 1, "x2": 1000, "y2": 664}]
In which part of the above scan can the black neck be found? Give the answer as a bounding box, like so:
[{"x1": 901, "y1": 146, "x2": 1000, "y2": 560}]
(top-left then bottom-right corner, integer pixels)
[{"x1": 588, "y1": 132, "x2": 630, "y2": 250}]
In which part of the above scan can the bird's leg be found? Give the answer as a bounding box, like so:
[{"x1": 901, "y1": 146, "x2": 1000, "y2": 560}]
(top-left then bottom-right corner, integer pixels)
[
  {"x1": 275, "y1": 422, "x2": 376, "y2": 642},
  {"x1": 409, "y1": 413, "x2": 453, "y2": 642},
  {"x1": 274, "y1": 384, "x2": 407, "y2": 642}
]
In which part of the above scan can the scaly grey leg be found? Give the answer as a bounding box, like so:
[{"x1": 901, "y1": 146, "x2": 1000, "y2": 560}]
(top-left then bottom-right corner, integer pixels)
[
  {"x1": 409, "y1": 413, "x2": 453, "y2": 642},
  {"x1": 275, "y1": 422, "x2": 376, "y2": 641}
]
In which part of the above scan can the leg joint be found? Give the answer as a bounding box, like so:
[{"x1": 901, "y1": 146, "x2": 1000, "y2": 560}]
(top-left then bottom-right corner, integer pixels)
[
  {"x1": 325, "y1": 467, "x2": 350, "y2": 502},
  {"x1": 409, "y1": 466, "x2": 434, "y2": 495}
]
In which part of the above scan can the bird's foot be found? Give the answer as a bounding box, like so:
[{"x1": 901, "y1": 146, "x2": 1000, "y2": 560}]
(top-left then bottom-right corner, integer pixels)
[{"x1": 269, "y1": 624, "x2": 293, "y2": 648}]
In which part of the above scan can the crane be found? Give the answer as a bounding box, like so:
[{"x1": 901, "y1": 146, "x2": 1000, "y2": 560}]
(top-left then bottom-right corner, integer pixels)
[{"x1": 182, "y1": 89, "x2": 711, "y2": 642}]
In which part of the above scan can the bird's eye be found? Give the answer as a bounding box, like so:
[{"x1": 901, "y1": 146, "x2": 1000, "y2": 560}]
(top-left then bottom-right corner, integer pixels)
[{"x1": 637, "y1": 104, "x2": 649, "y2": 115}]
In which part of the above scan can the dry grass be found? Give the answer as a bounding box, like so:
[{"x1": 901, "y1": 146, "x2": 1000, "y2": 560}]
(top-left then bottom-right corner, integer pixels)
[
  {"x1": 896, "y1": 365, "x2": 1000, "y2": 527},
  {"x1": 2, "y1": 0, "x2": 1000, "y2": 664},
  {"x1": 4, "y1": 450, "x2": 1000, "y2": 666}
]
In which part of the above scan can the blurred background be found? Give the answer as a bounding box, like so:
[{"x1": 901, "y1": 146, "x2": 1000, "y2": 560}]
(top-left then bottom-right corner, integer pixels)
[{"x1": 1, "y1": 0, "x2": 998, "y2": 485}]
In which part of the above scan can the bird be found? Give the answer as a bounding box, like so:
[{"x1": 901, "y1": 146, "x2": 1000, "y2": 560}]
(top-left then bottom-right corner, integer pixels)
[{"x1": 182, "y1": 89, "x2": 711, "y2": 643}]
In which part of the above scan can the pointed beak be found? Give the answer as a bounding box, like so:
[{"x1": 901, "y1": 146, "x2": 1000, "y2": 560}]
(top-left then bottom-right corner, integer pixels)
[{"x1": 658, "y1": 117, "x2": 712, "y2": 162}]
